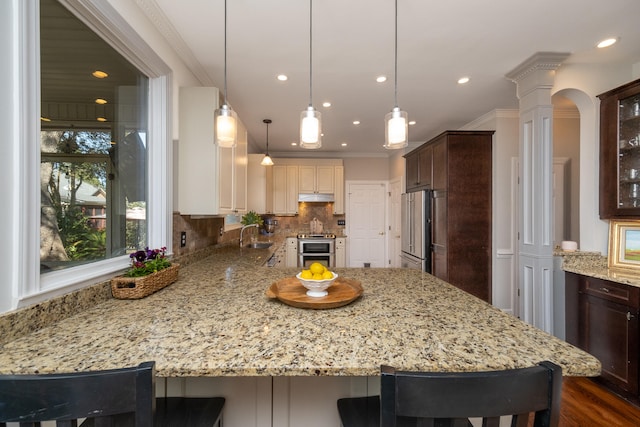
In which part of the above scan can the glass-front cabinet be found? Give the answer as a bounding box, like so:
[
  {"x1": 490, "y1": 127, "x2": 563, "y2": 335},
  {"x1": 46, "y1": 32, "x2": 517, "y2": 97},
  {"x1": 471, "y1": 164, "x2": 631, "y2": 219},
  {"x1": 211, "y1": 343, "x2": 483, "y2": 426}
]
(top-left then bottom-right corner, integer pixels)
[{"x1": 599, "y1": 79, "x2": 640, "y2": 219}]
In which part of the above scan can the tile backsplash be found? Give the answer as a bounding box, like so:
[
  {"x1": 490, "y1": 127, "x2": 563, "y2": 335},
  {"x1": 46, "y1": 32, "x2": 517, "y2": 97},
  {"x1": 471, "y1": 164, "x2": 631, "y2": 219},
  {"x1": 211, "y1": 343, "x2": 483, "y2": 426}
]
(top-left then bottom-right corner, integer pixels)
[
  {"x1": 172, "y1": 202, "x2": 346, "y2": 256},
  {"x1": 268, "y1": 202, "x2": 345, "y2": 235}
]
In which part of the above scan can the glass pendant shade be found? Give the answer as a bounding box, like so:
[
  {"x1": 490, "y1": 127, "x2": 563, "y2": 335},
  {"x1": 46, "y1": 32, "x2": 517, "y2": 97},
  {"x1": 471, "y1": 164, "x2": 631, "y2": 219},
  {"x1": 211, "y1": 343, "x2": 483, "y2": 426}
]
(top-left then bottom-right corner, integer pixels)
[
  {"x1": 261, "y1": 154, "x2": 274, "y2": 166},
  {"x1": 215, "y1": 104, "x2": 237, "y2": 148},
  {"x1": 384, "y1": 106, "x2": 408, "y2": 149},
  {"x1": 300, "y1": 106, "x2": 322, "y2": 149}
]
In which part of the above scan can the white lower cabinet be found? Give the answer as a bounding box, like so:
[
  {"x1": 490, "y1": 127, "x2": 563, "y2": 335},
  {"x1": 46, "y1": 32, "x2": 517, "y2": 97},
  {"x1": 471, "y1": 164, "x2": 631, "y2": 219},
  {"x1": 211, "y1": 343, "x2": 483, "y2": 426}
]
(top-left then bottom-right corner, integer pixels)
[
  {"x1": 285, "y1": 237, "x2": 298, "y2": 268},
  {"x1": 161, "y1": 376, "x2": 378, "y2": 427},
  {"x1": 335, "y1": 237, "x2": 346, "y2": 268}
]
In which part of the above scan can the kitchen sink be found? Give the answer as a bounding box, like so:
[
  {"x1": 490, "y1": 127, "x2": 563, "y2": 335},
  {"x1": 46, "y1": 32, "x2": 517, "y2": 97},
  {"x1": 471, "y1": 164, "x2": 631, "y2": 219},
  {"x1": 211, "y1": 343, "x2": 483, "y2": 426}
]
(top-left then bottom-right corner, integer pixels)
[{"x1": 246, "y1": 242, "x2": 273, "y2": 249}]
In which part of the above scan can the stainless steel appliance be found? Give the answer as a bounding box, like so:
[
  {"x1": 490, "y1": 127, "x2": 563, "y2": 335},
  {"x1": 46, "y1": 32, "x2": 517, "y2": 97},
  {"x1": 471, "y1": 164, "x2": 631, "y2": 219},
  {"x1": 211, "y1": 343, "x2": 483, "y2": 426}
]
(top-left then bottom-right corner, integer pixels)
[
  {"x1": 297, "y1": 233, "x2": 336, "y2": 268},
  {"x1": 400, "y1": 191, "x2": 431, "y2": 272}
]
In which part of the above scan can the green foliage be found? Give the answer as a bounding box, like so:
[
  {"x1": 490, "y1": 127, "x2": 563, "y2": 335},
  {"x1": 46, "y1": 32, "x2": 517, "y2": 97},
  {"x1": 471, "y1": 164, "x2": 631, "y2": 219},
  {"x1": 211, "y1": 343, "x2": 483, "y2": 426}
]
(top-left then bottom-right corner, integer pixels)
[{"x1": 241, "y1": 211, "x2": 263, "y2": 226}]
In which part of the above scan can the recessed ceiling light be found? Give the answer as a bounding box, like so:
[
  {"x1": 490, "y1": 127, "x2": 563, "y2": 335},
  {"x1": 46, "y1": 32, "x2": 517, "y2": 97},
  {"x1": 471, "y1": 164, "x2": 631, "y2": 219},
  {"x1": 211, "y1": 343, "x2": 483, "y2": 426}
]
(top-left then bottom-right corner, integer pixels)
[
  {"x1": 353, "y1": 120, "x2": 360, "y2": 125},
  {"x1": 341, "y1": 143, "x2": 347, "y2": 147},
  {"x1": 322, "y1": 102, "x2": 331, "y2": 108},
  {"x1": 97, "y1": 117, "x2": 107, "y2": 122},
  {"x1": 277, "y1": 74, "x2": 288, "y2": 81},
  {"x1": 92, "y1": 70, "x2": 108, "y2": 79},
  {"x1": 376, "y1": 76, "x2": 387, "y2": 83},
  {"x1": 597, "y1": 38, "x2": 617, "y2": 48},
  {"x1": 95, "y1": 98, "x2": 107, "y2": 105},
  {"x1": 457, "y1": 77, "x2": 470, "y2": 84},
  {"x1": 409, "y1": 121, "x2": 416, "y2": 126}
]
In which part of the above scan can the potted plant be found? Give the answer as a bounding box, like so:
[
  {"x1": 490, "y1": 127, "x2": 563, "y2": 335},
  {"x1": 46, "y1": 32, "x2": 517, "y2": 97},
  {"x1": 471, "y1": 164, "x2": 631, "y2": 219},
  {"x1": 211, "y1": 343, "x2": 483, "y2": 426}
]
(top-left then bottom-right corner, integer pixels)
[
  {"x1": 241, "y1": 211, "x2": 263, "y2": 227},
  {"x1": 111, "y1": 246, "x2": 180, "y2": 299}
]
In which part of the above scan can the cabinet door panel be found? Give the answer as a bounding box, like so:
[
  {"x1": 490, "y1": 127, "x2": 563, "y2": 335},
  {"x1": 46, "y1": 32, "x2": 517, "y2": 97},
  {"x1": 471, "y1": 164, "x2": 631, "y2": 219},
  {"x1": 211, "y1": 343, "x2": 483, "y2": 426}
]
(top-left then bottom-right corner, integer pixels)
[
  {"x1": 599, "y1": 78, "x2": 640, "y2": 219},
  {"x1": 418, "y1": 146, "x2": 432, "y2": 188},
  {"x1": 316, "y1": 166, "x2": 335, "y2": 193},
  {"x1": 273, "y1": 166, "x2": 287, "y2": 214},
  {"x1": 405, "y1": 152, "x2": 419, "y2": 190},
  {"x1": 581, "y1": 293, "x2": 639, "y2": 394},
  {"x1": 298, "y1": 166, "x2": 316, "y2": 193}
]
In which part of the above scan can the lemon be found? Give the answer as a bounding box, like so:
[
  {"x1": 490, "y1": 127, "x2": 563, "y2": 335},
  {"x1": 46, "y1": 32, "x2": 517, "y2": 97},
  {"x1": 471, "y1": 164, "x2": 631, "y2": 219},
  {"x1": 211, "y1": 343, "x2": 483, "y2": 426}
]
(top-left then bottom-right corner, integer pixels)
[
  {"x1": 300, "y1": 269, "x2": 313, "y2": 279},
  {"x1": 322, "y1": 270, "x2": 333, "y2": 279},
  {"x1": 309, "y1": 262, "x2": 326, "y2": 275},
  {"x1": 312, "y1": 273, "x2": 323, "y2": 280}
]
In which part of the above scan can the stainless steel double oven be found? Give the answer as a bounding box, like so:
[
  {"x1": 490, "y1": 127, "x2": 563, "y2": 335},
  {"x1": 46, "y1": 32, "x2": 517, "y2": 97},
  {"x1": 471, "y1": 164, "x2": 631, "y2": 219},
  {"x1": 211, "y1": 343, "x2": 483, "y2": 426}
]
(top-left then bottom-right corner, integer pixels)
[{"x1": 297, "y1": 234, "x2": 336, "y2": 268}]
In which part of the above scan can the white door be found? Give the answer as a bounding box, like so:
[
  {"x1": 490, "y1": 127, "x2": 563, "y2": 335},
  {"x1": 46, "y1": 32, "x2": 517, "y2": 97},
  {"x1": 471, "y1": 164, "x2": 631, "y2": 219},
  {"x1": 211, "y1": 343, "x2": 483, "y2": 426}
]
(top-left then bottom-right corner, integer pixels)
[
  {"x1": 346, "y1": 182, "x2": 387, "y2": 268},
  {"x1": 389, "y1": 177, "x2": 402, "y2": 267}
]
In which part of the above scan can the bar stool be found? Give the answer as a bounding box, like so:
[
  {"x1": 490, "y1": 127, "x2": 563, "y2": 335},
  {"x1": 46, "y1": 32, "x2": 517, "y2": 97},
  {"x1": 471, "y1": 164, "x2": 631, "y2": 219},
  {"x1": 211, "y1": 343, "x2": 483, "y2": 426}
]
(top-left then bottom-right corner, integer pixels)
[
  {"x1": 337, "y1": 361, "x2": 562, "y2": 427},
  {"x1": 0, "y1": 361, "x2": 225, "y2": 427}
]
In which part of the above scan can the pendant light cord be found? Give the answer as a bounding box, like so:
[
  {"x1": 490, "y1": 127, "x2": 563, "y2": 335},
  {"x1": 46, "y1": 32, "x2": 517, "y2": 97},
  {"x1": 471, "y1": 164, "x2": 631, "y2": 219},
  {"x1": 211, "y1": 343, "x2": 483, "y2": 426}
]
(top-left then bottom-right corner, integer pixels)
[
  {"x1": 309, "y1": 0, "x2": 313, "y2": 107},
  {"x1": 394, "y1": 0, "x2": 398, "y2": 108},
  {"x1": 223, "y1": 0, "x2": 228, "y2": 103}
]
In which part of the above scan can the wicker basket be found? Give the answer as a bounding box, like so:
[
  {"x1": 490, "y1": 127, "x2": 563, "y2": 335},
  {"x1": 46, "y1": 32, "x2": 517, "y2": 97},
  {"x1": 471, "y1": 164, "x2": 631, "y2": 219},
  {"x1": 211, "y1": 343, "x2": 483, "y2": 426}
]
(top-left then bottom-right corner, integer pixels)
[{"x1": 111, "y1": 264, "x2": 180, "y2": 299}]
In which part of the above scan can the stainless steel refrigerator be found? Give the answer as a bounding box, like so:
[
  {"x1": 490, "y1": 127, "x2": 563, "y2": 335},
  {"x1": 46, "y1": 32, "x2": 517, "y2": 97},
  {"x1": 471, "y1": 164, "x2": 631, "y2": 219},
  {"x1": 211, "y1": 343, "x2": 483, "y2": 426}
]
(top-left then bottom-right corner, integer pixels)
[{"x1": 400, "y1": 191, "x2": 431, "y2": 272}]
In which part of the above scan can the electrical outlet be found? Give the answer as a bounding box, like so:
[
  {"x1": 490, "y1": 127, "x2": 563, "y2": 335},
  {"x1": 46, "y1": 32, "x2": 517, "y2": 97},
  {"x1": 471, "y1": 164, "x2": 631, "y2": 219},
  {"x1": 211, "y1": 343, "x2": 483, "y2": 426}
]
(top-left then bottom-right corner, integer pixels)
[
  {"x1": 220, "y1": 227, "x2": 224, "y2": 236},
  {"x1": 337, "y1": 219, "x2": 345, "y2": 226},
  {"x1": 180, "y1": 231, "x2": 186, "y2": 247}
]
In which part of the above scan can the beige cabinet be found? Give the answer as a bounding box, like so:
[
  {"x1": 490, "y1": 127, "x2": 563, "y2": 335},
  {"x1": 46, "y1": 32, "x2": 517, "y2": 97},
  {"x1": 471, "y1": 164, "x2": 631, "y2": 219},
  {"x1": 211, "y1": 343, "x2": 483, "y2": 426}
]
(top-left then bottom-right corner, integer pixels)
[
  {"x1": 218, "y1": 119, "x2": 247, "y2": 214},
  {"x1": 178, "y1": 86, "x2": 247, "y2": 216},
  {"x1": 333, "y1": 166, "x2": 345, "y2": 215},
  {"x1": 271, "y1": 165, "x2": 299, "y2": 215},
  {"x1": 299, "y1": 165, "x2": 335, "y2": 193},
  {"x1": 247, "y1": 154, "x2": 267, "y2": 214},
  {"x1": 285, "y1": 237, "x2": 298, "y2": 267},
  {"x1": 335, "y1": 237, "x2": 346, "y2": 267},
  {"x1": 267, "y1": 159, "x2": 344, "y2": 215}
]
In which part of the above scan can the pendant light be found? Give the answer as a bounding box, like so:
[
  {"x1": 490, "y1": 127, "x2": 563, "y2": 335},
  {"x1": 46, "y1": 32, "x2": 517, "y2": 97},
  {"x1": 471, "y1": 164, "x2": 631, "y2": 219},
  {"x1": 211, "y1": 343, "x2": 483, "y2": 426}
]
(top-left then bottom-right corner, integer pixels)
[
  {"x1": 384, "y1": 0, "x2": 408, "y2": 149},
  {"x1": 299, "y1": 0, "x2": 322, "y2": 149},
  {"x1": 261, "y1": 119, "x2": 274, "y2": 166},
  {"x1": 214, "y1": 0, "x2": 237, "y2": 148}
]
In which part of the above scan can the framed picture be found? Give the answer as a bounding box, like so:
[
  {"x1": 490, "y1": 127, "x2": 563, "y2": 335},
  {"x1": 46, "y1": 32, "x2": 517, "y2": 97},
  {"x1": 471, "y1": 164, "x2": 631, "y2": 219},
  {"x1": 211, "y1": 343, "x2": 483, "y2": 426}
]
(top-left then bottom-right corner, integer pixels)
[{"x1": 608, "y1": 220, "x2": 640, "y2": 271}]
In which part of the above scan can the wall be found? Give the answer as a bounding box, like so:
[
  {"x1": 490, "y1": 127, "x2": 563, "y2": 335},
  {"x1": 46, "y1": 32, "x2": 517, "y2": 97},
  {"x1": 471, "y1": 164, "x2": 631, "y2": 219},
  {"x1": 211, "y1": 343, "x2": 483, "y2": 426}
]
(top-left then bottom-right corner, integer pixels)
[
  {"x1": 343, "y1": 157, "x2": 389, "y2": 181},
  {"x1": 553, "y1": 111, "x2": 581, "y2": 243}
]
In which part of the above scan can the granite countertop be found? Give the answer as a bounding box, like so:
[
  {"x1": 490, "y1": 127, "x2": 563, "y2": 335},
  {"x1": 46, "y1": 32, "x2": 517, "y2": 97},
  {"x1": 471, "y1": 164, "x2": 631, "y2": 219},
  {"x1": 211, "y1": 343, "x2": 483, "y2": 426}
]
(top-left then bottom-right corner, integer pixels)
[
  {"x1": 0, "y1": 245, "x2": 600, "y2": 378},
  {"x1": 557, "y1": 250, "x2": 640, "y2": 289}
]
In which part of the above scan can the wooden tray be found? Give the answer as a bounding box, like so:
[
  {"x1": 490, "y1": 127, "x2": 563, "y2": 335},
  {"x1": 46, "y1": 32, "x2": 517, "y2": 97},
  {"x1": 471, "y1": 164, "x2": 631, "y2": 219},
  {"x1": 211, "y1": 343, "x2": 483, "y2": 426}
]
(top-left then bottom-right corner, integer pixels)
[{"x1": 266, "y1": 276, "x2": 363, "y2": 309}]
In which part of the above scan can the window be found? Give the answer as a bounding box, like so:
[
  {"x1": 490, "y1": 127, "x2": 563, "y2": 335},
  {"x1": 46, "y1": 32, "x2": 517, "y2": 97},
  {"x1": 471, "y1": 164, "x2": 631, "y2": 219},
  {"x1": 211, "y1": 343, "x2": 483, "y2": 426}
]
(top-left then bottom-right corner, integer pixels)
[
  {"x1": 3, "y1": 0, "x2": 172, "y2": 309},
  {"x1": 40, "y1": 0, "x2": 149, "y2": 273}
]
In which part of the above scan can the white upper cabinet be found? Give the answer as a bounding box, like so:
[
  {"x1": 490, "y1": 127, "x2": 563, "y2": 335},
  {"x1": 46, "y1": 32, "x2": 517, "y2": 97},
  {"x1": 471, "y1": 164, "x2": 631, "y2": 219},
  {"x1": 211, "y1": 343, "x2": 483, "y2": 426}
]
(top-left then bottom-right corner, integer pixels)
[
  {"x1": 266, "y1": 159, "x2": 344, "y2": 215},
  {"x1": 299, "y1": 165, "x2": 335, "y2": 193},
  {"x1": 178, "y1": 86, "x2": 247, "y2": 216},
  {"x1": 270, "y1": 165, "x2": 299, "y2": 215}
]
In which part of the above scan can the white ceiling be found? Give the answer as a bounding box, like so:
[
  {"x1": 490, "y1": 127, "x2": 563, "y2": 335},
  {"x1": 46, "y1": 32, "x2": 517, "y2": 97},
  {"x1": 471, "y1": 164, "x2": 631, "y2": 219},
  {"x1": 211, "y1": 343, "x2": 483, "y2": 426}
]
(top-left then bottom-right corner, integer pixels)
[{"x1": 145, "y1": 0, "x2": 640, "y2": 157}]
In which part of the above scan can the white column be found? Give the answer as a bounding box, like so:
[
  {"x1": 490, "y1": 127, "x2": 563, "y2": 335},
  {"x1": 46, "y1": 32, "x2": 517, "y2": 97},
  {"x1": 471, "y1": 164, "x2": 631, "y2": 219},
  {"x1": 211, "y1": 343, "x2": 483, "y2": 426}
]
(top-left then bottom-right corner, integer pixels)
[{"x1": 506, "y1": 52, "x2": 569, "y2": 332}]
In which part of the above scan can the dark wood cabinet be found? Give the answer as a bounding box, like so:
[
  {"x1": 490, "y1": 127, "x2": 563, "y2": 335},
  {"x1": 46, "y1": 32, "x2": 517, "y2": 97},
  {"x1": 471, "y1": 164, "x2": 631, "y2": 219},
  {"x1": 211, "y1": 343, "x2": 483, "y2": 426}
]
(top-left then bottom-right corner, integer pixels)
[
  {"x1": 405, "y1": 144, "x2": 432, "y2": 191},
  {"x1": 599, "y1": 78, "x2": 640, "y2": 219},
  {"x1": 405, "y1": 130, "x2": 494, "y2": 302},
  {"x1": 565, "y1": 272, "x2": 640, "y2": 396}
]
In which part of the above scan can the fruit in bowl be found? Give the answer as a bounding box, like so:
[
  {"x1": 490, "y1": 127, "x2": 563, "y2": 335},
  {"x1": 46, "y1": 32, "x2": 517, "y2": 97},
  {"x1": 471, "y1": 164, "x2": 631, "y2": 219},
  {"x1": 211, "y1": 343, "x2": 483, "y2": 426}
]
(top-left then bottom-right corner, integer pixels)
[{"x1": 296, "y1": 262, "x2": 338, "y2": 297}]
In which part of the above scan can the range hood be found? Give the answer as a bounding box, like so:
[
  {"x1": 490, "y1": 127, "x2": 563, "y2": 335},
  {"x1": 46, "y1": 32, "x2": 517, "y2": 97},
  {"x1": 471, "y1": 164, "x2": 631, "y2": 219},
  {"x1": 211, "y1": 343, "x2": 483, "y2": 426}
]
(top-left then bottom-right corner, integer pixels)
[{"x1": 298, "y1": 193, "x2": 335, "y2": 203}]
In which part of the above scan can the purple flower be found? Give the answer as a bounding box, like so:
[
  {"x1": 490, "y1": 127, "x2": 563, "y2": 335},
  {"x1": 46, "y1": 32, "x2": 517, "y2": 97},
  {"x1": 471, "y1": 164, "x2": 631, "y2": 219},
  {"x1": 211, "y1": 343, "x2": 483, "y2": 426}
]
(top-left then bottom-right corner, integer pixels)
[{"x1": 132, "y1": 250, "x2": 147, "y2": 262}]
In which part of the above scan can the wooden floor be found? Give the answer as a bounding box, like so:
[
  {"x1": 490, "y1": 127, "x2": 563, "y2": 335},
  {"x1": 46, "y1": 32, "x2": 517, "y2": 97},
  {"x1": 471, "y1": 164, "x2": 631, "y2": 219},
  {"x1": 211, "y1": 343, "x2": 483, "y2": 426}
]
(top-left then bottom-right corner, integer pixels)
[{"x1": 560, "y1": 377, "x2": 640, "y2": 426}]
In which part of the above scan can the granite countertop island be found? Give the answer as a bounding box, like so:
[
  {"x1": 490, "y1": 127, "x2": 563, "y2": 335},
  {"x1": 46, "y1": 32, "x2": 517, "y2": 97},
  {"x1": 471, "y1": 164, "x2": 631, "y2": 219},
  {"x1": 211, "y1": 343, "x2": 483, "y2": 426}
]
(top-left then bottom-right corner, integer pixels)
[{"x1": 0, "y1": 245, "x2": 600, "y2": 378}]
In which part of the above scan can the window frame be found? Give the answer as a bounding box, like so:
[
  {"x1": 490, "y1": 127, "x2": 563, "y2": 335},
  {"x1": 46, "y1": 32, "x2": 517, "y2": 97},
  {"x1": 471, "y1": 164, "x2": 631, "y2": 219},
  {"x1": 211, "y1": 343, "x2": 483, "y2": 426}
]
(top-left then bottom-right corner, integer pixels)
[{"x1": 16, "y1": 0, "x2": 172, "y2": 308}]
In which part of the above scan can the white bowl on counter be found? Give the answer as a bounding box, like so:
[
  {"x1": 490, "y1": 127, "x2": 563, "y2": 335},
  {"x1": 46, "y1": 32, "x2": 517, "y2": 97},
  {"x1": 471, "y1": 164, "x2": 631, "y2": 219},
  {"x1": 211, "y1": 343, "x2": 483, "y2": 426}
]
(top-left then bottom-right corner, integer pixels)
[{"x1": 296, "y1": 272, "x2": 338, "y2": 297}]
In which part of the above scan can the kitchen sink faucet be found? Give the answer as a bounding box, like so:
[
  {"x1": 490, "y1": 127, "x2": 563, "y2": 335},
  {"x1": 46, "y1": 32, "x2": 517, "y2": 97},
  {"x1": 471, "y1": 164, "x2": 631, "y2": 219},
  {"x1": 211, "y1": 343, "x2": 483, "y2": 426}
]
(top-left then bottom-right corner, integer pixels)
[{"x1": 239, "y1": 224, "x2": 259, "y2": 247}]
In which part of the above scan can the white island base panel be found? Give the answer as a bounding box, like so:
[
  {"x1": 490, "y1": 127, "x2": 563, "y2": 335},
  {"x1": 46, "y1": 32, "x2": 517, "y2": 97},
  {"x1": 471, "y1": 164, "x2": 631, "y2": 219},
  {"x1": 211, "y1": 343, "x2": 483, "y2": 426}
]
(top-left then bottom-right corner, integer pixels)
[{"x1": 162, "y1": 376, "x2": 379, "y2": 427}]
